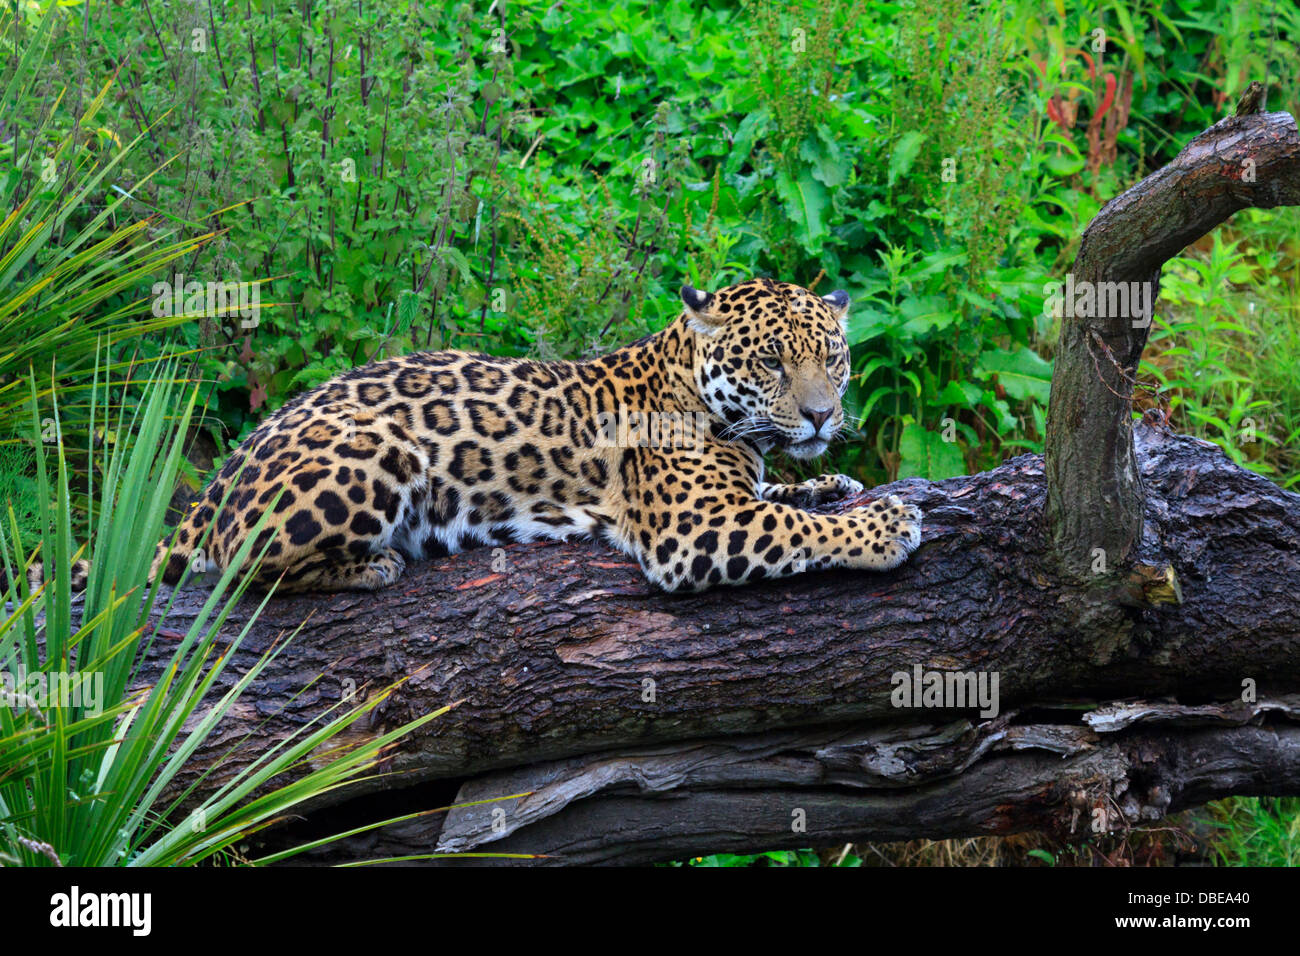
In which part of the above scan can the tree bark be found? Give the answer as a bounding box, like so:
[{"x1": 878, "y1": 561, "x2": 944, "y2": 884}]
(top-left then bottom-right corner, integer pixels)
[
  {"x1": 117, "y1": 107, "x2": 1300, "y2": 864},
  {"x1": 298, "y1": 704, "x2": 1300, "y2": 866}
]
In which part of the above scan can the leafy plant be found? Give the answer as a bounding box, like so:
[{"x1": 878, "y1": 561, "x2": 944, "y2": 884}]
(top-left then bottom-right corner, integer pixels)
[
  {"x1": 0, "y1": 365, "x2": 446, "y2": 866},
  {"x1": 1142, "y1": 232, "x2": 1300, "y2": 487},
  {"x1": 0, "y1": 1, "x2": 210, "y2": 451}
]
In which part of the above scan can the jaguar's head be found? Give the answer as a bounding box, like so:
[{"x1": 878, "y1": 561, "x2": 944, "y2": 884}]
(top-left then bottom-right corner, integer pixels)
[{"x1": 682, "y1": 277, "x2": 852, "y2": 460}]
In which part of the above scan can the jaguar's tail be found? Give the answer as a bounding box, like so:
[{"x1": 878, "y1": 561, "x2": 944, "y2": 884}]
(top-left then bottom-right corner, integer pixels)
[{"x1": 5, "y1": 500, "x2": 219, "y2": 599}]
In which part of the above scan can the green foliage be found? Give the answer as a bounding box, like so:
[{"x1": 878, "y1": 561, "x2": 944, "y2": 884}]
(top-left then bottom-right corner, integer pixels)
[
  {"x1": 897, "y1": 419, "x2": 966, "y2": 480},
  {"x1": 0, "y1": 3, "x2": 208, "y2": 451},
  {"x1": 15, "y1": 0, "x2": 1299, "y2": 488},
  {"x1": 53, "y1": 0, "x2": 522, "y2": 436},
  {"x1": 1199, "y1": 797, "x2": 1300, "y2": 867},
  {"x1": 0, "y1": 446, "x2": 39, "y2": 543},
  {"x1": 1143, "y1": 231, "x2": 1300, "y2": 488},
  {"x1": 665, "y1": 848, "x2": 845, "y2": 867},
  {"x1": 0, "y1": 365, "x2": 453, "y2": 866}
]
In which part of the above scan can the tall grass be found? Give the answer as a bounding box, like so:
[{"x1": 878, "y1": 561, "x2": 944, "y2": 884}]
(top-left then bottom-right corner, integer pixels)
[{"x1": 1200, "y1": 798, "x2": 1300, "y2": 867}]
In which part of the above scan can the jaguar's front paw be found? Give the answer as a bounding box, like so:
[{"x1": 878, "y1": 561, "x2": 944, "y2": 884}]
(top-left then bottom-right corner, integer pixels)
[
  {"x1": 851, "y1": 493, "x2": 923, "y2": 569},
  {"x1": 819, "y1": 473, "x2": 866, "y2": 503}
]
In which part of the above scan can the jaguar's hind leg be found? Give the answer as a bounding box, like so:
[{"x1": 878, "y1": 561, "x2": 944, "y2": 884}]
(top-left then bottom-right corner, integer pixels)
[{"x1": 253, "y1": 547, "x2": 407, "y2": 593}]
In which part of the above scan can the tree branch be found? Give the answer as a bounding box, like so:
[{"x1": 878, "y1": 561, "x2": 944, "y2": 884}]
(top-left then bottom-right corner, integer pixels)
[
  {"x1": 135, "y1": 424, "x2": 1300, "y2": 859},
  {"x1": 1045, "y1": 109, "x2": 1300, "y2": 580}
]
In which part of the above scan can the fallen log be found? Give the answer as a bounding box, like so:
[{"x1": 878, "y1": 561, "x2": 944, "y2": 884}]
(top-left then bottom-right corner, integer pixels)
[
  {"x1": 134, "y1": 422, "x2": 1300, "y2": 862},
  {"x1": 300, "y1": 702, "x2": 1300, "y2": 866}
]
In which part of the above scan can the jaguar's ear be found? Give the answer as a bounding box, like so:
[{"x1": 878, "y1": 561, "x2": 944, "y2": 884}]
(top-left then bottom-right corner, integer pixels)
[
  {"x1": 822, "y1": 290, "x2": 851, "y2": 331},
  {"x1": 681, "y1": 285, "x2": 725, "y2": 335}
]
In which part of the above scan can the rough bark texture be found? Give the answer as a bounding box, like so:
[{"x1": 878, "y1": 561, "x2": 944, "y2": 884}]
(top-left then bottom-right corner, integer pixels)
[
  {"x1": 1045, "y1": 109, "x2": 1300, "y2": 579},
  {"x1": 297, "y1": 705, "x2": 1300, "y2": 865}
]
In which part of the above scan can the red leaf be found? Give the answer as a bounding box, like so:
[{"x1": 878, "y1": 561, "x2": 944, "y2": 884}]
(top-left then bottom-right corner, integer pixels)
[{"x1": 1097, "y1": 73, "x2": 1117, "y2": 119}]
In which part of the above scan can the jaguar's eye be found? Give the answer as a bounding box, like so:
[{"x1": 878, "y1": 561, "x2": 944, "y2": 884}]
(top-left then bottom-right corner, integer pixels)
[{"x1": 759, "y1": 355, "x2": 782, "y2": 372}]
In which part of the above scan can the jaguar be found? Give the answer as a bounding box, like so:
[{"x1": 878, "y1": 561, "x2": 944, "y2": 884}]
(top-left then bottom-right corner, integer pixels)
[{"x1": 114, "y1": 278, "x2": 924, "y2": 593}]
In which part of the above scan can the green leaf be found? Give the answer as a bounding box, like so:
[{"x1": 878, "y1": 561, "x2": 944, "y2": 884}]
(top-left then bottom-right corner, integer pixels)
[
  {"x1": 887, "y1": 131, "x2": 927, "y2": 188},
  {"x1": 852, "y1": 384, "x2": 897, "y2": 426},
  {"x1": 442, "y1": 247, "x2": 473, "y2": 284},
  {"x1": 775, "y1": 166, "x2": 830, "y2": 254},
  {"x1": 897, "y1": 421, "x2": 965, "y2": 480},
  {"x1": 725, "y1": 109, "x2": 769, "y2": 175},
  {"x1": 1046, "y1": 152, "x2": 1086, "y2": 177},
  {"x1": 900, "y1": 295, "x2": 958, "y2": 336},
  {"x1": 846, "y1": 306, "x2": 894, "y2": 345},
  {"x1": 800, "y1": 128, "x2": 847, "y2": 187},
  {"x1": 976, "y1": 347, "x2": 1054, "y2": 404},
  {"x1": 288, "y1": 365, "x2": 338, "y2": 391},
  {"x1": 928, "y1": 380, "x2": 972, "y2": 407},
  {"x1": 396, "y1": 289, "x2": 421, "y2": 331}
]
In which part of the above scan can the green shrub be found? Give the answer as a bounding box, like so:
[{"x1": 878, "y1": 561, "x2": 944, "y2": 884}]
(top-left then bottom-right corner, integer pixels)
[{"x1": 0, "y1": 3, "x2": 209, "y2": 454}]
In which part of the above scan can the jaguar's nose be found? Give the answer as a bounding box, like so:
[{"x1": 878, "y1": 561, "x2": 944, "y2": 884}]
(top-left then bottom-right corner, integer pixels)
[{"x1": 801, "y1": 406, "x2": 833, "y2": 433}]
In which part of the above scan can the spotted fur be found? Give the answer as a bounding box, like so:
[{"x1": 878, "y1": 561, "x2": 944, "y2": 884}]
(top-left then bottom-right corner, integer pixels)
[{"x1": 71, "y1": 278, "x2": 924, "y2": 594}]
